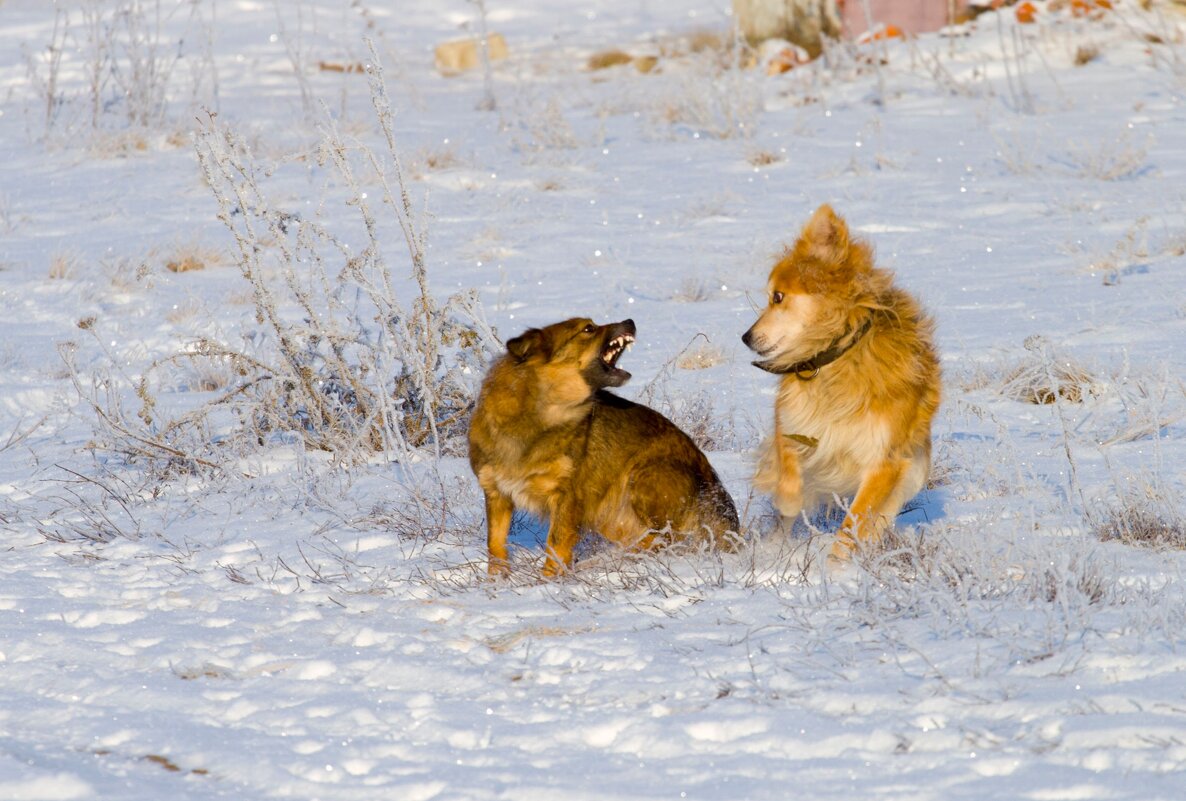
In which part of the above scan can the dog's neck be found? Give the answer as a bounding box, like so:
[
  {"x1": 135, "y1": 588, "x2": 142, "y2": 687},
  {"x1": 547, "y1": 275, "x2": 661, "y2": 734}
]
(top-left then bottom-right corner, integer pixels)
[{"x1": 755, "y1": 317, "x2": 873, "y2": 380}]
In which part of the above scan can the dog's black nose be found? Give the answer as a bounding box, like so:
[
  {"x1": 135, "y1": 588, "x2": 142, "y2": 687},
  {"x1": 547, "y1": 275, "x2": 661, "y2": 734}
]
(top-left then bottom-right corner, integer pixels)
[{"x1": 741, "y1": 328, "x2": 753, "y2": 348}]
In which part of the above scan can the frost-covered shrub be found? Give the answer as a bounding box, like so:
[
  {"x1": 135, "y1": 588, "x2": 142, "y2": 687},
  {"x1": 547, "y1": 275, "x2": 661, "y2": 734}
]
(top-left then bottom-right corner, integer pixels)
[
  {"x1": 65, "y1": 45, "x2": 499, "y2": 473},
  {"x1": 190, "y1": 46, "x2": 499, "y2": 462}
]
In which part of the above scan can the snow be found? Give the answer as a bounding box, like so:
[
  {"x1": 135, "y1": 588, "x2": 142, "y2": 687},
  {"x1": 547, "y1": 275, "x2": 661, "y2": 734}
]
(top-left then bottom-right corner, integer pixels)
[{"x1": 3, "y1": 0, "x2": 1186, "y2": 799}]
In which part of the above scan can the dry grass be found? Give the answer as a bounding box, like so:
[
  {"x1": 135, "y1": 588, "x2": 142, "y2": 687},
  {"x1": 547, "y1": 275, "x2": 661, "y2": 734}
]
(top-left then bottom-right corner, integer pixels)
[
  {"x1": 1065, "y1": 132, "x2": 1152, "y2": 181},
  {"x1": 679, "y1": 191, "x2": 741, "y2": 223},
  {"x1": 506, "y1": 94, "x2": 581, "y2": 153},
  {"x1": 48, "y1": 250, "x2": 81, "y2": 280},
  {"x1": 851, "y1": 526, "x2": 954, "y2": 586},
  {"x1": 164, "y1": 298, "x2": 204, "y2": 325},
  {"x1": 1095, "y1": 486, "x2": 1186, "y2": 550},
  {"x1": 652, "y1": 70, "x2": 759, "y2": 140},
  {"x1": 1001, "y1": 359, "x2": 1095, "y2": 404},
  {"x1": 88, "y1": 130, "x2": 151, "y2": 157},
  {"x1": 101, "y1": 254, "x2": 155, "y2": 292},
  {"x1": 463, "y1": 227, "x2": 514, "y2": 265},
  {"x1": 1074, "y1": 44, "x2": 1101, "y2": 66},
  {"x1": 634, "y1": 332, "x2": 738, "y2": 451},
  {"x1": 656, "y1": 29, "x2": 730, "y2": 61},
  {"x1": 174, "y1": 354, "x2": 237, "y2": 393},
  {"x1": 1083, "y1": 217, "x2": 1151, "y2": 285},
  {"x1": 63, "y1": 44, "x2": 499, "y2": 477},
  {"x1": 670, "y1": 278, "x2": 713, "y2": 303},
  {"x1": 746, "y1": 149, "x2": 784, "y2": 167},
  {"x1": 410, "y1": 144, "x2": 465, "y2": 178},
  {"x1": 1079, "y1": 216, "x2": 1186, "y2": 287},
  {"x1": 643, "y1": 39, "x2": 760, "y2": 141},
  {"x1": 675, "y1": 341, "x2": 727, "y2": 370},
  {"x1": 164, "y1": 240, "x2": 226, "y2": 273},
  {"x1": 588, "y1": 49, "x2": 634, "y2": 71},
  {"x1": 849, "y1": 521, "x2": 1113, "y2": 614},
  {"x1": 963, "y1": 344, "x2": 1097, "y2": 405}
]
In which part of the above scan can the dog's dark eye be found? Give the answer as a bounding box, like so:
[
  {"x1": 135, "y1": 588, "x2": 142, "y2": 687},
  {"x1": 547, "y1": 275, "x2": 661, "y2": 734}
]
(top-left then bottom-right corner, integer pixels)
[
  {"x1": 771, "y1": 291, "x2": 784, "y2": 305},
  {"x1": 583, "y1": 324, "x2": 596, "y2": 334}
]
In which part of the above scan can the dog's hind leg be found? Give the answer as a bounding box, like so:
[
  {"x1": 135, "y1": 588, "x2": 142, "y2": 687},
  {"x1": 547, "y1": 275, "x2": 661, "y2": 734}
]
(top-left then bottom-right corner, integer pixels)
[
  {"x1": 624, "y1": 461, "x2": 701, "y2": 543},
  {"x1": 542, "y1": 499, "x2": 582, "y2": 577},
  {"x1": 830, "y1": 456, "x2": 916, "y2": 560}
]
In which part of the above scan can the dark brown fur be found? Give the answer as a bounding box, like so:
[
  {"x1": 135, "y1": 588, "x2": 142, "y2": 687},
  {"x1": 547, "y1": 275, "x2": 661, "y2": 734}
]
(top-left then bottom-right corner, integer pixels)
[{"x1": 468, "y1": 318, "x2": 739, "y2": 576}]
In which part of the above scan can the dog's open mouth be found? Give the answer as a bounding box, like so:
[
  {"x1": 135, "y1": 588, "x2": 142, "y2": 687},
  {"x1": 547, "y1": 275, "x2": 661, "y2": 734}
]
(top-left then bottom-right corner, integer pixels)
[
  {"x1": 591, "y1": 320, "x2": 636, "y2": 388},
  {"x1": 601, "y1": 333, "x2": 634, "y2": 369}
]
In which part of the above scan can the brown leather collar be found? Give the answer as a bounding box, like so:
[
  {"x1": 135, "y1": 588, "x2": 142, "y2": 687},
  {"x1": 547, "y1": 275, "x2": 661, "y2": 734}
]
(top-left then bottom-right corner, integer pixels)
[{"x1": 752, "y1": 317, "x2": 873, "y2": 380}]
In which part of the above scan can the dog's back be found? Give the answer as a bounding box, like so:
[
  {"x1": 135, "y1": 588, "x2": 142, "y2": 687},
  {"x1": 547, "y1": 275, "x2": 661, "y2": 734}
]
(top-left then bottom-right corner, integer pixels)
[{"x1": 581, "y1": 391, "x2": 739, "y2": 544}]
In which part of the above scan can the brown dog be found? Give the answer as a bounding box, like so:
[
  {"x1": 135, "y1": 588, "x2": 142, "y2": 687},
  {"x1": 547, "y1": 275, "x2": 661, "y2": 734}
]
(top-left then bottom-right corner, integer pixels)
[
  {"x1": 742, "y1": 205, "x2": 940, "y2": 559},
  {"x1": 468, "y1": 317, "x2": 739, "y2": 576}
]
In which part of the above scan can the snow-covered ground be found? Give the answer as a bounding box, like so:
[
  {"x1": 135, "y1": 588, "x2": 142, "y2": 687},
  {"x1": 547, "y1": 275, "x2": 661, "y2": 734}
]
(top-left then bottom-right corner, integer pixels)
[{"x1": 3, "y1": 1, "x2": 1186, "y2": 799}]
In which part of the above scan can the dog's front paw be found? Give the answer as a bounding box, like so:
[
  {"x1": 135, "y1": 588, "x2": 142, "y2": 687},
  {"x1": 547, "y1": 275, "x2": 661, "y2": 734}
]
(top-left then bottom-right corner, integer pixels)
[
  {"x1": 773, "y1": 486, "x2": 803, "y2": 520},
  {"x1": 828, "y1": 533, "x2": 857, "y2": 563},
  {"x1": 541, "y1": 555, "x2": 571, "y2": 579}
]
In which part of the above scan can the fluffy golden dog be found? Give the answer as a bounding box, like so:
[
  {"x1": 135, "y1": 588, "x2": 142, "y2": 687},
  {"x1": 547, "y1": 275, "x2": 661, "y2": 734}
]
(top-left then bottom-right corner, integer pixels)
[{"x1": 742, "y1": 205, "x2": 940, "y2": 558}]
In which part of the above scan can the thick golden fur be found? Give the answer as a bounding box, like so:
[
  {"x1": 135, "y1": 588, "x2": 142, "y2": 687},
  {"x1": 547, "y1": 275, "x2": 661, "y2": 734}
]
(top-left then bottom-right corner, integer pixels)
[
  {"x1": 742, "y1": 205, "x2": 940, "y2": 559},
  {"x1": 469, "y1": 318, "x2": 739, "y2": 576}
]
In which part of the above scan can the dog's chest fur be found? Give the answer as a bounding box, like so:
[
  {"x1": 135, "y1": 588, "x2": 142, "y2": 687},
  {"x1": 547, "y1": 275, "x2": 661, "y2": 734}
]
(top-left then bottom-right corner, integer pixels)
[
  {"x1": 776, "y1": 376, "x2": 891, "y2": 493},
  {"x1": 476, "y1": 416, "x2": 585, "y2": 517}
]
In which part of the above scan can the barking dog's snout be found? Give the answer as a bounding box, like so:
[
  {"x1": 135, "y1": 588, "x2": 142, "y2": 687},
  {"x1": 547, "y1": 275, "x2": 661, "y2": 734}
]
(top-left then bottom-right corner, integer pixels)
[{"x1": 741, "y1": 327, "x2": 755, "y2": 349}]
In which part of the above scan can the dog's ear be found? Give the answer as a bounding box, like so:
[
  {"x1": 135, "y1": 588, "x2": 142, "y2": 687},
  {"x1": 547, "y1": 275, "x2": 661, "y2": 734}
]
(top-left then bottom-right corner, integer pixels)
[
  {"x1": 802, "y1": 204, "x2": 851, "y2": 264},
  {"x1": 507, "y1": 328, "x2": 548, "y2": 362}
]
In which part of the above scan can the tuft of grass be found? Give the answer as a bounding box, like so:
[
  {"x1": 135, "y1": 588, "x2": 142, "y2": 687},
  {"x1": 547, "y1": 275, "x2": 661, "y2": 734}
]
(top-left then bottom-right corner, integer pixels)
[
  {"x1": 1027, "y1": 552, "x2": 1110, "y2": 606},
  {"x1": 670, "y1": 279, "x2": 712, "y2": 303},
  {"x1": 851, "y1": 526, "x2": 948, "y2": 581},
  {"x1": 746, "y1": 149, "x2": 784, "y2": 167},
  {"x1": 48, "y1": 250, "x2": 81, "y2": 280},
  {"x1": 1095, "y1": 487, "x2": 1186, "y2": 550},
  {"x1": 1002, "y1": 359, "x2": 1095, "y2": 404},
  {"x1": 165, "y1": 257, "x2": 203, "y2": 274},
  {"x1": 656, "y1": 29, "x2": 729, "y2": 60},
  {"x1": 102, "y1": 255, "x2": 154, "y2": 292},
  {"x1": 164, "y1": 299, "x2": 203, "y2": 324},
  {"x1": 410, "y1": 144, "x2": 465, "y2": 179},
  {"x1": 1064, "y1": 132, "x2": 1152, "y2": 181},
  {"x1": 588, "y1": 49, "x2": 634, "y2": 71},
  {"x1": 506, "y1": 94, "x2": 581, "y2": 153},
  {"x1": 964, "y1": 342, "x2": 1098, "y2": 405},
  {"x1": 164, "y1": 240, "x2": 226, "y2": 274},
  {"x1": 646, "y1": 41, "x2": 760, "y2": 141},
  {"x1": 675, "y1": 342, "x2": 726, "y2": 371},
  {"x1": 1074, "y1": 44, "x2": 1101, "y2": 66}
]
